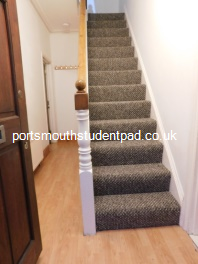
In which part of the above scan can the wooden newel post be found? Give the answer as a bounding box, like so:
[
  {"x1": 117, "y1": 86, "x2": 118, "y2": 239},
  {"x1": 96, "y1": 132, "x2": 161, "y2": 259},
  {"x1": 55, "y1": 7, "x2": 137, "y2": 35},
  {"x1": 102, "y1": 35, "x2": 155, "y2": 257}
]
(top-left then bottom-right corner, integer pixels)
[{"x1": 75, "y1": 80, "x2": 88, "y2": 110}]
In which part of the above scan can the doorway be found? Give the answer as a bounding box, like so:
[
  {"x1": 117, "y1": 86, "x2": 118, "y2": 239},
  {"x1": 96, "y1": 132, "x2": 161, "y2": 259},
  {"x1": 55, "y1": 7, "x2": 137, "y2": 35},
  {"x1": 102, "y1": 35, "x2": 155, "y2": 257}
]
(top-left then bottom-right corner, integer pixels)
[{"x1": 43, "y1": 58, "x2": 51, "y2": 141}]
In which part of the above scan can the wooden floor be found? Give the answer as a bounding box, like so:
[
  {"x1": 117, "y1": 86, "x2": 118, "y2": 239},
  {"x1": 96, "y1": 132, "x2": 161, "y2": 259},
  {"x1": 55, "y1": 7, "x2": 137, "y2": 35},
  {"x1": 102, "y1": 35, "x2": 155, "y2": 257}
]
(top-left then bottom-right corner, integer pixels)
[{"x1": 35, "y1": 141, "x2": 198, "y2": 264}]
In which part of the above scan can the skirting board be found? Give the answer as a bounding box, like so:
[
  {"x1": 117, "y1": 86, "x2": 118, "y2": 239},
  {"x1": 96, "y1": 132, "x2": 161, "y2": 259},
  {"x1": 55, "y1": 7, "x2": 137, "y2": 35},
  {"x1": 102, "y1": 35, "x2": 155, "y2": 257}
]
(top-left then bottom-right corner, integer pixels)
[
  {"x1": 33, "y1": 144, "x2": 50, "y2": 173},
  {"x1": 31, "y1": 138, "x2": 43, "y2": 171},
  {"x1": 43, "y1": 144, "x2": 50, "y2": 159},
  {"x1": 190, "y1": 235, "x2": 198, "y2": 249},
  {"x1": 124, "y1": 8, "x2": 184, "y2": 206}
]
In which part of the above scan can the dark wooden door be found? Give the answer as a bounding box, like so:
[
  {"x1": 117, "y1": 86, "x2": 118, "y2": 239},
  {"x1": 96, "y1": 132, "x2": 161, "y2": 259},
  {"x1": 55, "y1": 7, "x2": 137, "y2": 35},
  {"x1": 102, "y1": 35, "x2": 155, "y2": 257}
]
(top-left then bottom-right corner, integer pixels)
[{"x1": 0, "y1": 0, "x2": 42, "y2": 263}]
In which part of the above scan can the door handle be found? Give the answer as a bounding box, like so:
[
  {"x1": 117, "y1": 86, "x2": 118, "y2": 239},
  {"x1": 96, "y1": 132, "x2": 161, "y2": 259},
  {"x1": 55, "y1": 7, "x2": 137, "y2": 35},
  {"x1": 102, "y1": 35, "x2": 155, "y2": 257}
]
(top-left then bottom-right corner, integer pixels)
[{"x1": 0, "y1": 125, "x2": 6, "y2": 144}]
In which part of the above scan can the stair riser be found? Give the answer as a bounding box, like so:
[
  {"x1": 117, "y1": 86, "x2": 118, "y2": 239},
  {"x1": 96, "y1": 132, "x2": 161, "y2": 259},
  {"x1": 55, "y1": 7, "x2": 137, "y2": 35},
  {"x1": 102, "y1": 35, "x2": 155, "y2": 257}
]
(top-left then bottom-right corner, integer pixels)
[
  {"x1": 88, "y1": 13, "x2": 125, "y2": 21},
  {"x1": 88, "y1": 37, "x2": 131, "y2": 47},
  {"x1": 94, "y1": 164, "x2": 171, "y2": 196},
  {"x1": 91, "y1": 142, "x2": 163, "y2": 166},
  {"x1": 88, "y1": 20, "x2": 127, "y2": 29},
  {"x1": 94, "y1": 176, "x2": 170, "y2": 196},
  {"x1": 90, "y1": 121, "x2": 157, "y2": 139},
  {"x1": 88, "y1": 28, "x2": 129, "y2": 38},
  {"x1": 90, "y1": 101, "x2": 151, "y2": 120},
  {"x1": 89, "y1": 85, "x2": 146, "y2": 102},
  {"x1": 88, "y1": 58, "x2": 138, "y2": 71},
  {"x1": 96, "y1": 209, "x2": 180, "y2": 231},
  {"x1": 88, "y1": 47, "x2": 134, "y2": 58},
  {"x1": 95, "y1": 192, "x2": 180, "y2": 231},
  {"x1": 89, "y1": 70, "x2": 141, "y2": 86}
]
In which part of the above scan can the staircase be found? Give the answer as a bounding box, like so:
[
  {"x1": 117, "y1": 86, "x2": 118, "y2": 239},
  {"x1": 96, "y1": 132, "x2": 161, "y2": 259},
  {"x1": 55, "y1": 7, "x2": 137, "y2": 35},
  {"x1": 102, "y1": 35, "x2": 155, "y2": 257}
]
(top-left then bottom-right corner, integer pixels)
[{"x1": 87, "y1": 13, "x2": 180, "y2": 232}]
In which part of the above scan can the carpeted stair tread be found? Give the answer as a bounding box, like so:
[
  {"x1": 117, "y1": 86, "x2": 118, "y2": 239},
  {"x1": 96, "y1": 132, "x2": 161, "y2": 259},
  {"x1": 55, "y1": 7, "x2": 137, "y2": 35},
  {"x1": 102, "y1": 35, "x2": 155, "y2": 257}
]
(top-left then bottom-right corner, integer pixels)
[
  {"x1": 93, "y1": 163, "x2": 171, "y2": 196},
  {"x1": 88, "y1": 46, "x2": 134, "y2": 58},
  {"x1": 89, "y1": 101, "x2": 151, "y2": 120},
  {"x1": 88, "y1": 13, "x2": 125, "y2": 21},
  {"x1": 90, "y1": 118, "x2": 157, "y2": 137},
  {"x1": 91, "y1": 140, "x2": 163, "y2": 166},
  {"x1": 88, "y1": 36, "x2": 131, "y2": 47},
  {"x1": 89, "y1": 84, "x2": 146, "y2": 102},
  {"x1": 88, "y1": 28, "x2": 129, "y2": 38},
  {"x1": 89, "y1": 70, "x2": 141, "y2": 86},
  {"x1": 95, "y1": 192, "x2": 180, "y2": 231},
  {"x1": 88, "y1": 20, "x2": 126, "y2": 29},
  {"x1": 88, "y1": 57, "x2": 138, "y2": 71}
]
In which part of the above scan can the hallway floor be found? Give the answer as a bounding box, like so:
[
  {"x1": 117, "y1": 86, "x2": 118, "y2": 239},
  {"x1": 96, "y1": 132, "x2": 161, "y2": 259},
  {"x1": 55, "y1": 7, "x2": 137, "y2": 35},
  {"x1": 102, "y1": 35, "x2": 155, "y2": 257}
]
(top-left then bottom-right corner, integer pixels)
[{"x1": 35, "y1": 141, "x2": 198, "y2": 264}]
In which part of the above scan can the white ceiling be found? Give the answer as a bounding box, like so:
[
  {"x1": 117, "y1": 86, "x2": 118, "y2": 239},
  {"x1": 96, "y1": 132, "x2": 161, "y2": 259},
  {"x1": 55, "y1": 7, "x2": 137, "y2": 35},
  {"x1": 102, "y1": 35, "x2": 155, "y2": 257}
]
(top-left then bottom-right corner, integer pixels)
[{"x1": 31, "y1": 0, "x2": 80, "y2": 33}]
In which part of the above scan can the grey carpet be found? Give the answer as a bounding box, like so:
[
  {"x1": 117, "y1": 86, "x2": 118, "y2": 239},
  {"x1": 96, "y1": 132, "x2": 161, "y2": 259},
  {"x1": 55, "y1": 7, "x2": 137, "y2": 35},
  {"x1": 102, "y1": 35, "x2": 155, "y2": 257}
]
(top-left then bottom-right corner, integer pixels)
[
  {"x1": 93, "y1": 163, "x2": 171, "y2": 196},
  {"x1": 88, "y1": 46, "x2": 134, "y2": 58},
  {"x1": 88, "y1": 57, "x2": 138, "y2": 71},
  {"x1": 88, "y1": 28, "x2": 129, "y2": 38},
  {"x1": 90, "y1": 118, "x2": 157, "y2": 138},
  {"x1": 95, "y1": 192, "x2": 180, "y2": 231},
  {"x1": 88, "y1": 37, "x2": 132, "y2": 47},
  {"x1": 88, "y1": 20, "x2": 126, "y2": 29},
  {"x1": 89, "y1": 70, "x2": 141, "y2": 86},
  {"x1": 91, "y1": 140, "x2": 163, "y2": 166},
  {"x1": 88, "y1": 13, "x2": 125, "y2": 21},
  {"x1": 89, "y1": 101, "x2": 151, "y2": 120},
  {"x1": 89, "y1": 84, "x2": 146, "y2": 102},
  {"x1": 88, "y1": 13, "x2": 180, "y2": 231}
]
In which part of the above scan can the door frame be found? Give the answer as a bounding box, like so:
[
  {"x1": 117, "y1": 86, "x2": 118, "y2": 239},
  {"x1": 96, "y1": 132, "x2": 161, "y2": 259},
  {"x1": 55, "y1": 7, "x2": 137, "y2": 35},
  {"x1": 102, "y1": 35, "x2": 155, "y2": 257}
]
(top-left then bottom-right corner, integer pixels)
[
  {"x1": 42, "y1": 55, "x2": 57, "y2": 142},
  {"x1": 43, "y1": 57, "x2": 51, "y2": 136},
  {"x1": 181, "y1": 94, "x2": 198, "y2": 235}
]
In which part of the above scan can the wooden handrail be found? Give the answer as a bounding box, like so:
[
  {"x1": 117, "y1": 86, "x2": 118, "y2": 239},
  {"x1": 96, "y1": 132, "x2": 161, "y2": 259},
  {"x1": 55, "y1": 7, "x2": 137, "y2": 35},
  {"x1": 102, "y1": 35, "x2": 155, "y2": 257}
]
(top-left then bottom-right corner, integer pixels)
[{"x1": 75, "y1": 0, "x2": 88, "y2": 110}]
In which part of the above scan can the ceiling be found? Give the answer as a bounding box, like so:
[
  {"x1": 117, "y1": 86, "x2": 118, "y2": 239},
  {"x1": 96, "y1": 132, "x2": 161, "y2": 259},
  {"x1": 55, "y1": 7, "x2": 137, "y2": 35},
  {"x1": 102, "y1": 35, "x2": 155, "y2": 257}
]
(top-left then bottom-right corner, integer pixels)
[{"x1": 31, "y1": 0, "x2": 80, "y2": 33}]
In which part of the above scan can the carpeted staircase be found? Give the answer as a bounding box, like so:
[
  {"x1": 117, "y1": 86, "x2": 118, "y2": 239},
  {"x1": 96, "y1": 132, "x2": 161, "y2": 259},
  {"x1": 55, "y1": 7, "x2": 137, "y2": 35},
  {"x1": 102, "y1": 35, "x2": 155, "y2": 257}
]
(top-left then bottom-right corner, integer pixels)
[{"x1": 87, "y1": 13, "x2": 180, "y2": 232}]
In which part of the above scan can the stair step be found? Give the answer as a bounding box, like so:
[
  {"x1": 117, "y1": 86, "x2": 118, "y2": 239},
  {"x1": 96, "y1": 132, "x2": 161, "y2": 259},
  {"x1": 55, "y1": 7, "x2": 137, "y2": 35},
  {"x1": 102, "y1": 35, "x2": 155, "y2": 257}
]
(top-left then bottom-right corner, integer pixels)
[
  {"x1": 88, "y1": 13, "x2": 125, "y2": 21},
  {"x1": 89, "y1": 84, "x2": 146, "y2": 102},
  {"x1": 88, "y1": 57, "x2": 138, "y2": 71},
  {"x1": 91, "y1": 140, "x2": 163, "y2": 166},
  {"x1": 90, "y1": 118, "x2": 157, "y2": 137},
  {"x1": 88, "y1": 28, "x2": 129, "y2": 38},
  {"x1": 88, "y1": 46, "x2": 134, "y2": 58},
  {"x1": 88, "y1": 36, "x2": 131, "y2": 47},
  {"x1": 94, "y1": 163, "x2": 171, "y2": 196},
  {"x1": 89, "y1": 70, "x2": 141, "y2": 86},
  {"x1": 87, "y1": 12, "x2": 181, "y2": 232},
  {"x1": 88, "y1": 20, "x2": 127, "y2": 29},
  {"x1": 95, "y1": 192, "x2": 180, "y2": 231},
  {"x1": 89, "y1": 101, "x2": 151, "y2": 120}
]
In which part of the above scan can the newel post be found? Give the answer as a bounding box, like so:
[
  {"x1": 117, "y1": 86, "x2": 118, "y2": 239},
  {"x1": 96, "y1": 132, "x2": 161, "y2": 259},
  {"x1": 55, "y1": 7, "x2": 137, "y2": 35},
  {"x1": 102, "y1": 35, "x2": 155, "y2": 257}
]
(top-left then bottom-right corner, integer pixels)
[{"x1": 75, "y1": 80, "x2": 96, "y2": 235}]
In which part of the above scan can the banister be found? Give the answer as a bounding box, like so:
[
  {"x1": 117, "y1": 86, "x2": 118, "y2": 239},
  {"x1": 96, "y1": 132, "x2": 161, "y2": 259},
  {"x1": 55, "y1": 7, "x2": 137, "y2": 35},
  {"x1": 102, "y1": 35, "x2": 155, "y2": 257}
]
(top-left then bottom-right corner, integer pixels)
[
  {"x1": 74, "y1": 0, "x2": 96, "y2": 236},
  {"x1": 75, "y1": 0, "x2": 88, "y2": 110}
]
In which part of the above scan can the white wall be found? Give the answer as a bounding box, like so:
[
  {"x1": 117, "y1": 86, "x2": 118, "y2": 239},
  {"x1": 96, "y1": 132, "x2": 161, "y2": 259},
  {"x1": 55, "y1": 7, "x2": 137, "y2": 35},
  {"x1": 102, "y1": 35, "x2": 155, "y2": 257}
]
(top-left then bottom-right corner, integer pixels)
[
  {"x1": 123, "y1": 0, "x2": 198, "y2": 191},
  {"x1": 16, "y1": 0, "x2": 51, "y2": 168},
  {"x1": 87, "y1": 0, "x2": 120, "y2": 13},
  {"x1": 119, "y1": 0, "x2": 125, "y2": 12},
  {"x1": 50, "y1": 33, "x2": 78, "y2": 134}
]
